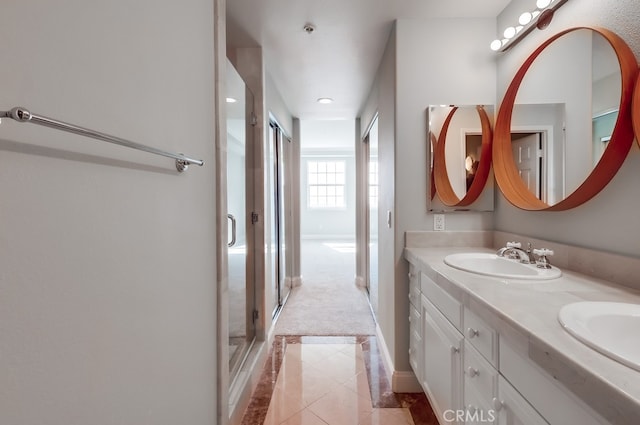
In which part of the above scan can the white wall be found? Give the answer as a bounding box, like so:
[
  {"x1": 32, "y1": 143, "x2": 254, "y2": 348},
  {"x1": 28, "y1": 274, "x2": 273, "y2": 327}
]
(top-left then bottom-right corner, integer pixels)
[
  {"x1": 0, "y1": 1, "x2": 218, "y2": 424},
  {"x1": 495, "y1": 0, "x2": 640, "y2": 257},
  {"x1": 359, "y1": 17, "x2": 498, "y2": 379},
  {"x1": 394, "y1": 18, "x2": 497, "y2": 373}
]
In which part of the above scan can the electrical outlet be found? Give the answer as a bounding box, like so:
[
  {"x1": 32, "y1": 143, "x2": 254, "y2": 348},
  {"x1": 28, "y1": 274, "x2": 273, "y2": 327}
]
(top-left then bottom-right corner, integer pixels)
[{"x1": 434, "y1": 214, "x2": 445, "y2": 231}]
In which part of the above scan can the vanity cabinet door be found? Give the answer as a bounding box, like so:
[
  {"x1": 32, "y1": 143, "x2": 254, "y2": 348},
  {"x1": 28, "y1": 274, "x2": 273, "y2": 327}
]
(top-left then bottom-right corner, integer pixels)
[
  {"x1": 421, "y1": 295, "x2": 464, "y2": 424},
  {"x1": 495, "y1": 376, "x2": 548, "y2": 425}
]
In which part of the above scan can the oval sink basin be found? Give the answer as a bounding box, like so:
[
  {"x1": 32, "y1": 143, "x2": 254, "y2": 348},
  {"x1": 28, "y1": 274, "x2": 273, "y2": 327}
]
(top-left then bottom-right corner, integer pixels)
[
  {"x1": 444, "y1": 252, "x2": 562, "y2": 280},
  {"x1": 559, "y1": 302, "x2": 640, "y2": 372}
]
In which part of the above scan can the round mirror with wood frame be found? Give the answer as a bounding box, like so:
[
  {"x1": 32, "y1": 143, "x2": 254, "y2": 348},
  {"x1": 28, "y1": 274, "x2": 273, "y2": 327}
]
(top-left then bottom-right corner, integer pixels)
[
  {"x1": 433, "y1": 105, "x2": 493, "y2": 207},
  {"x1": 493, "y1": 27, "x2": 637, "y2": 211}
]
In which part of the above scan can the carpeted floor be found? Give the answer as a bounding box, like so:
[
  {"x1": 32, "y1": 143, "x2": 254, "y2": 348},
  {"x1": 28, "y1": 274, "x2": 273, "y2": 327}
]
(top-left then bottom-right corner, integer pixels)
[{"x1": 273, "y1": 239, "x2": 377, "y2": 335}]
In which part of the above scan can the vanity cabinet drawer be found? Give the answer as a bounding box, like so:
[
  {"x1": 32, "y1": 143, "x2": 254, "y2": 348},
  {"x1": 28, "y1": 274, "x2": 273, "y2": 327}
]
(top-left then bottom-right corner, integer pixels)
[
  {"x1": 464, "y1": 307, "x2": 499, "y2": 366},
  {"x1": 464, "y1": 384, "x2": 497, "y2": 425},
  {"x1": 409, "y1": 303, "x2": 422, "y2": 336},
  {"x1": 464, "y1": 341, "x2": 498, "y2": 407},
  {"x1": 408, "y1": 265, "x2": 421, "y2": 307},
  {"x1": 409, "y1": 327, "x2": 423, "y2": 379},
  {"x1": 421, "y1": 272, "x2": 462, "y2": 331}
]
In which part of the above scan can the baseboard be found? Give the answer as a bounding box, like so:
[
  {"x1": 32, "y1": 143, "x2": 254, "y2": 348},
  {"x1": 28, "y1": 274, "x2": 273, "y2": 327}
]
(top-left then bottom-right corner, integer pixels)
[
  {"x1": 375, "y1": 323, "x2": 394, "y2": 387},
  {"x1": 291, "y1": 276, "x2": 302, "y2": 288},
  {"x1": 355, "y1": 275, "x2": 366, "y2": 288},
  {"x1": 392, "y1": 370, "x2": 422, "y2": 393},
  {"x1": 375, "y1": 324, "x2": 422, "y2": 393}
]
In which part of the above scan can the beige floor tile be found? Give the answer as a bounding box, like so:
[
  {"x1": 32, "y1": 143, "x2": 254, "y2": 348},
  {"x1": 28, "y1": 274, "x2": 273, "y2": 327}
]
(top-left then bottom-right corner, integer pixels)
[
  {"x1": 280, "y1": 409, "x2": 329, "y2": 425},
  {"x1": 263, "y1": 386, "x2": 307, "y2": 425},
  {"x1": 277, "y1": 365, "x2": 344, "y2": 406},
  {"x1": 341, "y1": 371, "x2": 372, "y2": 401},
  {"x1": 307, "y1": 384, "x2": 373, "y2": 425},
  {"x1": 316, "y1": 350, "x2": 366, "y2": 384}
]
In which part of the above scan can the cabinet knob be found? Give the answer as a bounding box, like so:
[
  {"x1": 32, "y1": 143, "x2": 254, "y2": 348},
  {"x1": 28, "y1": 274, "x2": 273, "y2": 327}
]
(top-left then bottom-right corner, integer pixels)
[
  {"x1": 408, "y1": 272, "x2": 414, "y2": 278},
  {"x1": 408, "y1": 294, "x2": 413, "y2": 302},
  {"x1": 450, "y1": 346, "x2": 459, "y2": 354},
  {"x1": 408, "y1": 348, "x2": 413, "y2": 355},
  {"x1": 492, "y1": 397, "x2": 504, "y2": 411},
  {"x1": 467, "y1": 327, "x2": 479, "y2": 338},
  {"x1": 408, "y1": 316, "x2": 412, "y2": 323},
  {"x1": 467, "y1": 367, "x2": 479, "y2": 377}
]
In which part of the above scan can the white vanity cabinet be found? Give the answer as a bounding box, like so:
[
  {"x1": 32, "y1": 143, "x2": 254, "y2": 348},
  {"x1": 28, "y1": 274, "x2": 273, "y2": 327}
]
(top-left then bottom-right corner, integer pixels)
[
  {"x1": 406, "y1": 253, "x2": 610, "y2": 425},
  {"x1": 421, "y1": 294, "x2": 464, "y2": 422},
  {"x1": 408, "y1": 265, "x2": 422, "y2": 380},
  {"x1": 419, "y1": 272, "x2": 464, "y2": 423},
  {"x1": 494, "y1": 376, "x2": 548, "y2": 425}
]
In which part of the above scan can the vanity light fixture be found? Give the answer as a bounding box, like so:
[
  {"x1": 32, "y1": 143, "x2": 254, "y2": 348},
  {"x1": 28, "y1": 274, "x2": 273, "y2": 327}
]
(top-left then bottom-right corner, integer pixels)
[
  {"x1": 317, "y1": 97, "x2": 333, "y2": 104},
  {"x1": 490, "y1": 0, "x2": 570, "y2": 52}
]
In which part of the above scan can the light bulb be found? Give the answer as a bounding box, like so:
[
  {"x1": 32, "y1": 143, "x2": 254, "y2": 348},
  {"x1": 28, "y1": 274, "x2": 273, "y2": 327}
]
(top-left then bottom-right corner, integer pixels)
[
  {"x1": 226, "y1": 97, "x2": 237, "y2": 103},
  {"x1": 490, "y1": 39, "x2": 502, "y2": 51},
  {"x1": 519, "y1": 12, "x2": 532, "y2": 25},
  {"x1": 503, "y1": 26, "x2": 516, "y2": 39},
  {"x1": 536, "y1": 0, "x2": 551, "y2": 9}
]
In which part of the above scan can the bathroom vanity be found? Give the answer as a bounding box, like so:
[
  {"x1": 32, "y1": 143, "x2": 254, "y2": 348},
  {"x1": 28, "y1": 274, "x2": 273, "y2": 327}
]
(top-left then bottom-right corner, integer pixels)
[{"x1": 405, "y1": 245, "x2": 640, "y2": 425}]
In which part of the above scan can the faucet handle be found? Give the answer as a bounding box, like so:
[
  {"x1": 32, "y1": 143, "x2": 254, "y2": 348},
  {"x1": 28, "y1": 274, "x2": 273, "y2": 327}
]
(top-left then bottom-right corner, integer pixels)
[
  {"x1": 533, "y1": 248, "x2": 554, "y2": 257},
  {"x1": 533, "y1": 248, "x2": 554, "y2": 269},
  {"x1": 506, "y1": 241, "x2": 522, "y2": 248}
]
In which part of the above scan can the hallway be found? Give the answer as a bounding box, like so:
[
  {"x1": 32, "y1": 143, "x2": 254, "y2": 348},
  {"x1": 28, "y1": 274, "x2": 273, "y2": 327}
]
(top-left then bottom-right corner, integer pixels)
[
  {"x1": 240, "y1": 240, "x2": 435, "y2": 424},
  {"x1": 273, "y1": 239, "x2": 375, "y2": 336}
]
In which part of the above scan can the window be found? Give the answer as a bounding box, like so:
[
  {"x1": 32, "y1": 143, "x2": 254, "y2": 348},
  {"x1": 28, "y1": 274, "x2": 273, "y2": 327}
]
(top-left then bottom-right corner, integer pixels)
[
  {"x1": 307, "y1": 160, "x2": 346, "y2": 208},
  {"x1": 369, "y1": 160, "x2": 378, "y2": 208}
]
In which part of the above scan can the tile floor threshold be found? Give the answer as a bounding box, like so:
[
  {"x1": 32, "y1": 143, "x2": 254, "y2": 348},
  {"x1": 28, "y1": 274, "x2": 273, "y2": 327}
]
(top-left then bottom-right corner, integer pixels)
[{"x1": 240, "y1": 335, "x2": 438, "y2": 425}]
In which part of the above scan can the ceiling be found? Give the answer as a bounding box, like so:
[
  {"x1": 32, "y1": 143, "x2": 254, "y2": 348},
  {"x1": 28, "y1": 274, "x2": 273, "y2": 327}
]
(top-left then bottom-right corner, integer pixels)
[{"x1": 227, "y1": 0, "x2": 511, "y2": 121}]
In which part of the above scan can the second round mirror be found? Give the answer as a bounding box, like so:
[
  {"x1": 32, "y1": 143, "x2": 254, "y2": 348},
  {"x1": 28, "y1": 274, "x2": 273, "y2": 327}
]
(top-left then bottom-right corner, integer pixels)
[{"x1": 429, "y1": 105, "x2": 494, "y2": 210}]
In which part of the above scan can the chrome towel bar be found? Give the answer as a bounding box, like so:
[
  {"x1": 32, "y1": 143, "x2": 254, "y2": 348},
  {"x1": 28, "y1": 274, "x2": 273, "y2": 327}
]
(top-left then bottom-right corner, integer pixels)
[{"x1": 1, "y1": 106, "x2": 204, "y2": 172}]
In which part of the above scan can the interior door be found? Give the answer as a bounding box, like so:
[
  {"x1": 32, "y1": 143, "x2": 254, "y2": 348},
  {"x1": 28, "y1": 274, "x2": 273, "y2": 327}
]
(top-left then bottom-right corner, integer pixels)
[
  {"x1": 226, "y1": 60, "x2": 255, "y2": 381},
  {"x1": 512, "y1": 133, "x2": 542, "y2": 199}
]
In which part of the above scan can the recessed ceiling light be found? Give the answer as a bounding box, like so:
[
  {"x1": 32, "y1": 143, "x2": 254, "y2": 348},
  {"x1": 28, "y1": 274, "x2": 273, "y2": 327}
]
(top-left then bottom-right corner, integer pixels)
[
  {"x1": 226, "y1": 97, "x2": 237, "y2": 103},
  {"x1": 317, "y1": 97, "x2": 333, "y2": 104}
]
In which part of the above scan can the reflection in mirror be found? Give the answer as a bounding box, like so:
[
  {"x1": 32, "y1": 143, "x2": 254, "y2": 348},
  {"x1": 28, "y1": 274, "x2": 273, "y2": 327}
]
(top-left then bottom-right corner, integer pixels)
[
  {"x1": 428, "y1": 105, "x2": 494, "y2": 211},
  {"x1": 495, "y1": 27, "x2": 636, "y2": 211},
  {"x1": 514, "y1": 29, "x2": 621, "y2": 202},
  {"x1": 510, "y1": 103, "x2": 566, "y2": 204},
  {"x1": 428, "y1": 131, "x2": 436, "y2": 200}
]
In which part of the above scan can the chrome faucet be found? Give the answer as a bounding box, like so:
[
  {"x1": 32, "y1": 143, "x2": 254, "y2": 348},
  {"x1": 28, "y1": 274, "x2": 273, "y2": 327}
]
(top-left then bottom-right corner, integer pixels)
[
  {"x1": 496, "y1": 241, "x2": 519, "y2": 257},
  {"x1": 496, "y1": 242, "x2": 533, "y2": 263}
]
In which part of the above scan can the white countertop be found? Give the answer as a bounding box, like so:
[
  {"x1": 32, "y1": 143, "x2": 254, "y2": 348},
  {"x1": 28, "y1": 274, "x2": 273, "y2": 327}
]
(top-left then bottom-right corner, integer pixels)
[{"x1": 404, "y1": 246, "x2": 640, "y2": 423}]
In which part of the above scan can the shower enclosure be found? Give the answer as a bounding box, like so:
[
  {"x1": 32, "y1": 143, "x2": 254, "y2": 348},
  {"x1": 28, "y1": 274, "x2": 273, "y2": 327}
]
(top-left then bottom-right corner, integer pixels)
[{"x1": 226, "y1": 60, "x2": 256, "y2": 382}]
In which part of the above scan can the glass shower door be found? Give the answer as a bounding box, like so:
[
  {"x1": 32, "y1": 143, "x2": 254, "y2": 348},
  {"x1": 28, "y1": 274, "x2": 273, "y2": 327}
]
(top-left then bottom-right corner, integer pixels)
[{"x1": 226, "y1": 60, "x2": 255, "y2": 380}]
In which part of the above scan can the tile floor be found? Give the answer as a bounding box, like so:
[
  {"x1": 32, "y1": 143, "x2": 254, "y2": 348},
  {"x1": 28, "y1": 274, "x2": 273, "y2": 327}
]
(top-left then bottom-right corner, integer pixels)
[{"x1": 240, "y1": 336, "x2": 438, "y2": 425}]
